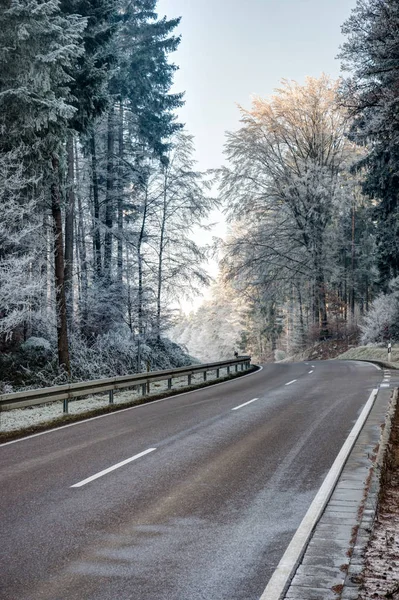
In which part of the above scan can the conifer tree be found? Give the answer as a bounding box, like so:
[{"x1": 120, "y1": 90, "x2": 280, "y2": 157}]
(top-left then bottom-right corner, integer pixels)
[
  {"x1": 0, "y1": 0, "x2": 86, "y2": 372},
  {"x1": 339, "y1": 0, "x2": 399, "y2": 288}
]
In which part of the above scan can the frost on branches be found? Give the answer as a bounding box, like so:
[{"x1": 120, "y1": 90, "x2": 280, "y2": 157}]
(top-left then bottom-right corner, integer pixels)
[
  {"x1": 0, "y1": 1, "x2": 215, "y2": 390},
  {"x1": 360, "y1": 279, "x2": 399, "y2": 344}
]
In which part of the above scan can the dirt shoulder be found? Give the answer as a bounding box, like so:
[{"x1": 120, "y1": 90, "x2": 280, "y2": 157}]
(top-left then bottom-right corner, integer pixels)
[{"x1": 359, "y1": 393, "x2": 399, "y2": 599}]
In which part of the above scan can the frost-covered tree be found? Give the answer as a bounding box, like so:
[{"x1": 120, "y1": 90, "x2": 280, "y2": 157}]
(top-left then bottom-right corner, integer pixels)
[
  {"x1": 220, "y1": 76, "x2": 356, "y2": 339},
  {"x1": 360, "y1": 278, "x2": 399, "y2": 343},
  {"x1": 60, "y1": 0, "x2": 116, "y2": 322},
  {"x1": 147, "y1": 132, "x2": 215, "y2": 338},
  {"x1": 0, "y1": 153, "x2": 43, "y2": 342},
  {"x1": 0, "y1": 1, "x2": 212, "y2": 389},
  {"x1": 0, "y1": 0, "x2": 86, "y2": 373},
  {"x1": 339, "y1": 0, "x2": 399, "y2": 288},
  {"x1": 170, "y1": 281, "x2": 246, "y2": 362}
]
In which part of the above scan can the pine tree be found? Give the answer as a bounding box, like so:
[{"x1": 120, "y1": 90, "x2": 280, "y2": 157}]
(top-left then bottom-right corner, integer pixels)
[
  {"x1": 339, "y1": 0, "x2": 399, "y2": 288},
  {"x1": 59, "y1": 0, "x2": 116, "y2": 322},
  {"x1": 0, "y1": 0, "x2": 86, "y2": 372},
  {"x1": 114, "y1": 0, "x2": 183, "y2": 156}
]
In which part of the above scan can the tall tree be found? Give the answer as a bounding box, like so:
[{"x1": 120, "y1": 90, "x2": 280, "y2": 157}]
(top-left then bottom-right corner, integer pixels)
[
  {"x1": 339, "y1": 0, "x2": 399, "y2": 288},
  {"x1": 220, "y1": 76, "x2": 353, "y2": 338},
  {"x1": 0, "y1": 0, "x2": 86, "y2": 373},
  {"x1": 60, "y1": 0, "x2": 116, "y2": 318},
  {"x1": 149, "y1": 132, "x2": 214, "y2": 338}
]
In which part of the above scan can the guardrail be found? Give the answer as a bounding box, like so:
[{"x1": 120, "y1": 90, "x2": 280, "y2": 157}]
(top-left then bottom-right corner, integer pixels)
[{"x1": 0, "y1": 356, "x2": 252, "y2": 414}]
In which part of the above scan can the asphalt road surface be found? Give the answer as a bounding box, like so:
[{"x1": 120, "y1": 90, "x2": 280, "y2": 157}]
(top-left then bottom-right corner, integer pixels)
[{"x1": 0, "y1": 360, "x2": 381, "y2": 600}]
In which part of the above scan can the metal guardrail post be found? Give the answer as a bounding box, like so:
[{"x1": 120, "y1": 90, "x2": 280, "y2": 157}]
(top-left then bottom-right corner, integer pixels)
[{"x1": 0, "y1": 356, "x2": 251, "y2": 412}]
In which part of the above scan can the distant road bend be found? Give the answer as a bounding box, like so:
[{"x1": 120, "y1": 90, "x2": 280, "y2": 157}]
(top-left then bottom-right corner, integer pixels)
[{"x1": 0, "y1": 360, "x2": 381, "y2": 600}]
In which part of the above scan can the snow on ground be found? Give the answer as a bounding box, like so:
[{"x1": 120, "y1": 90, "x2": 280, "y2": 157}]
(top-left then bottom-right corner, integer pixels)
[{"x1": 0, "y1": 368, "x2": 229, "y2": 433}]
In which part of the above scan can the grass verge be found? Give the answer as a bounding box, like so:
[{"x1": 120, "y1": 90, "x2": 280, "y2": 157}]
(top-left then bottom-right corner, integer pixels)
[{"x1": 337, "y1": 345, "x2": 399, "y2": 369}]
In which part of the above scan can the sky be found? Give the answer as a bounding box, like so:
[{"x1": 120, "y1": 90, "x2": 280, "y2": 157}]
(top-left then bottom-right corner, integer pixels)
[
  {"x1": 155, "y1": 0, "x2": 359, "y2": 309},
  {"x1": 156, "y1": 0, "x2": 358, "y2": 173}
]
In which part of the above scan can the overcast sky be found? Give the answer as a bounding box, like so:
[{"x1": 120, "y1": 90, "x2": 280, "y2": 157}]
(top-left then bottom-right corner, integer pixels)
[{"x1": 156, "y1": 0, "x2": 358, "y2": 172}]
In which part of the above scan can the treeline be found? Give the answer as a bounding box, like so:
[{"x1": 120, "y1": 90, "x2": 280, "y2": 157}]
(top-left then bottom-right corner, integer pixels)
[
  {"x1": 0, "y1": 0, "x2": 213, "y2": 387},
  {"x1": 213, "y1": 0, "x2": 399, "y2": 361}
]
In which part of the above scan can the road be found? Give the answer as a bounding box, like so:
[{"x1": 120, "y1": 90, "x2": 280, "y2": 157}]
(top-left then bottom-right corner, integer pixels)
[{"x1": 0, "y1": 360, "x2": 381, "y2": 600}]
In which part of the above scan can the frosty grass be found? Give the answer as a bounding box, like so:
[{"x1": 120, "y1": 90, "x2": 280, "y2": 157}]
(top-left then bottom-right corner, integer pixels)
[{"x1": 0, "y1": 369, "x2": 229, "y2": 433}]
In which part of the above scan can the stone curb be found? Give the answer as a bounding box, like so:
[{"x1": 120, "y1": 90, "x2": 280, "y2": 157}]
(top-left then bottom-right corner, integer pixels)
[
  {"x1": 260, "y1": 387, "x2": 380, "y2": 600},
  {"x1": 340, "y1": 387, "x2": 398, "y2": 599},
  {"x1": 278, "y1": 386, "x2": 395, "y2": 600}
]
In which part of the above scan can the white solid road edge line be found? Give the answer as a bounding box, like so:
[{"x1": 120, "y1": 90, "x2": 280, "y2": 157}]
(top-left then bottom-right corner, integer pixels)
[
  {"x1": 232, "y1": 398, "x2": 259, "y2": 411},
  {"x1": 71, "y1": 448, "x2": 156, "y2": 488},
  {"x1": 259, "y1": 387, "x2": 379, "y2": 600}
]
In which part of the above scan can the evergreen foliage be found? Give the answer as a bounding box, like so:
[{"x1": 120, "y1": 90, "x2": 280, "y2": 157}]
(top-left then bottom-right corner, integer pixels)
[
  {"x1": 339, "y1": 0, "x2": 399, "y2": 288},
  {"x1": 0, "y1": 0, "x2": 214, "y2": 389}
]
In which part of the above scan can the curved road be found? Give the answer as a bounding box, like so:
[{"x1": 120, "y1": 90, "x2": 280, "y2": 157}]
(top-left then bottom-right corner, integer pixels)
[{"x1": 0, "y1": 360, "x2": 381, "y2": 600}]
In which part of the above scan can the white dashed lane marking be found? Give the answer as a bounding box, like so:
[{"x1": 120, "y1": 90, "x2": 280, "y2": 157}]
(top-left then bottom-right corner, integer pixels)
[
  {"x1": 71, "y1": 448, "x2": 157, "y2": 488},
  {"x1": 232, "y1": 398, "x2": 259, "y2": 411},
  {"x1": 285, "y1": 380, "x2": 297, "y2": 386}
]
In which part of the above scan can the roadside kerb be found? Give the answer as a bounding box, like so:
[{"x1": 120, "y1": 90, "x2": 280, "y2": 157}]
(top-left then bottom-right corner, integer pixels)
[
  {"x1": 259, "y1": 387, "x2": 379, "y2": 600},
  {"x1": 0, "y1": 356, "x2": 251, "y2": 413},
  {"x1": 340, "y1": 358, "x2": 399, "y2": 370},
  {"x1": 337, "y1": 386, "x2": 398, "y2": 599}
]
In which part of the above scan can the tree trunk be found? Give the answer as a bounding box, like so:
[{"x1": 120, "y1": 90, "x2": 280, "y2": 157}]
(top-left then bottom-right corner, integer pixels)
[
  {"x1": 313, "y1": 234, "x2": 329, "y2": 338},
  {"x1": 74, "y1": 138, "x2": 88, "y2": 330},
  {"x1": 90, "y1": 129, "x2": 102, "y2": 278},
  {"x1": 138, "y1": 251, "x2": 143, "y2": 336},
  {"x1": 51, "y1": 155, "x2": 71, "y2": 376},
  {"x1": 74, "y1": 215, "x2": 82, "y2": 311},
  {"x1": 104, "y1": 107, "x2": 115, "y2": 282},
  {"x1": 41, "y1": 212, "x2": 48, "y2": 321},
  {"x1": 126, "y1": 246, "x2": 133, "y2": 333},
  {"x1": 269, "y1": 302, "x2": 277, "y2": 353},
  {"x1": 64, "y1": 133, "x2": 75, "y2": 328},
  {"x1": 137, "y1": 184, "x2": 149, "y2": 338},
  {"x1": 117, "y1": 100, "x2": 124, "y2": 284},
  {"x1": 316, "y1": 268, "x2": 328, "y2": 338},
  {"x1": 350, "y1": 202, "x2": 356, "y2": 320},
  {"x1": 344, "y1": 258, "x2": 348, "y2": 322},
  {"x1": 297, "y1": 284, "x2": 306, "y2": 348},
  {"x1": 156, "y1": 169, "x2": 168, "y2": 340}
]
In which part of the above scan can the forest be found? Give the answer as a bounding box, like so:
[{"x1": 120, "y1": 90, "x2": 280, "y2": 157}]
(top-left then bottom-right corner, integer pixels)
[
  {"x1": 1, "y1": 0, "x2": 399, "y2": 389},
  {"x1": 174, "y1": 0, "x2": 399, "y2": 363}
]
